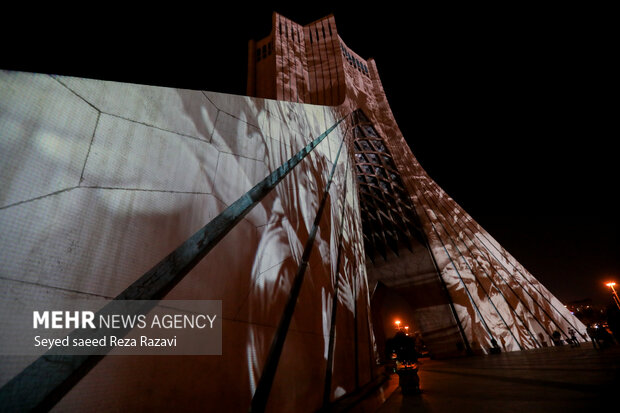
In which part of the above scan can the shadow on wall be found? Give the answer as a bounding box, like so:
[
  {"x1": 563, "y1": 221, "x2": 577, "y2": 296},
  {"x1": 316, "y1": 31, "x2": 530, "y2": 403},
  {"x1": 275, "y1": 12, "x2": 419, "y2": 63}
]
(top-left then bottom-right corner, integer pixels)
[{"x1": 37, "y1": 86, "x2": 367, "y2": 412}]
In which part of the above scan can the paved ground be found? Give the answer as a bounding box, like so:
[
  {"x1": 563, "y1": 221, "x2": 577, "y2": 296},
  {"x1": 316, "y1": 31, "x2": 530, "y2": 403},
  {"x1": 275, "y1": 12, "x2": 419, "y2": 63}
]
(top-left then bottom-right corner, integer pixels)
[{"x1": 360, "y1": 344, "x2": 620, "y2": 412}]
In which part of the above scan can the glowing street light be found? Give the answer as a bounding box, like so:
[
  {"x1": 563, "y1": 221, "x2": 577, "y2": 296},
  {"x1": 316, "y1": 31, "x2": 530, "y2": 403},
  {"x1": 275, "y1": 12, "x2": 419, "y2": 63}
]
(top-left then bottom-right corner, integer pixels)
[
  {"x1": 395, "y1": 320, "x2": 401, "y2": 330},
  {"x1": 605, "y1": 282, "x2": 620, "y2": 310}
]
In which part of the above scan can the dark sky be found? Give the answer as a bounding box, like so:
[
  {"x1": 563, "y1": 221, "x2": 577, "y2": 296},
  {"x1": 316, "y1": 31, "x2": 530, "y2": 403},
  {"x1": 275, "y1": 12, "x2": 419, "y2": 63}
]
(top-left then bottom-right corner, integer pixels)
[{"x1": 2, "y1": 5, "x2": 617, "y2": 306}]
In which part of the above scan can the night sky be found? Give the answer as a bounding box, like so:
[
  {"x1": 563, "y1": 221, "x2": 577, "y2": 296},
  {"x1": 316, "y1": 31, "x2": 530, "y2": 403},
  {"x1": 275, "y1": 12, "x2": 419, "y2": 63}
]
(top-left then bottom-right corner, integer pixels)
[{"x1": 2, "y1": 5, "x2": 617, "y2": 305}]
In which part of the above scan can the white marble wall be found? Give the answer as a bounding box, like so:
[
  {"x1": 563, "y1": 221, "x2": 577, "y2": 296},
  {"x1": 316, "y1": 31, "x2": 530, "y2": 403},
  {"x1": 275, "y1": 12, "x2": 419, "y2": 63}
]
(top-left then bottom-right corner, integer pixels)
[
  {"x1": 0, "y1": 71, "x2": 372, "y2": 412},
  {"x1": 409, "y1": 170, "x2": 589, "y2": 353}
]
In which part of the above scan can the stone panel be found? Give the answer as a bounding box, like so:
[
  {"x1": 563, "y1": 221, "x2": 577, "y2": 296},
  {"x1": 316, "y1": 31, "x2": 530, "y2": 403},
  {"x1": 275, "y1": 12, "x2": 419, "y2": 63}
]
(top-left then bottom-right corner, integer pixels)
[
  {"x1": 57, "y1": 76, "x2": 218, "y2": 141},
  {"x1": 82, "y1": 114, "x2": 218, "y2": 193},
  {"x1": 0, "y1": 71, "x2": 98, "y2": 207}
]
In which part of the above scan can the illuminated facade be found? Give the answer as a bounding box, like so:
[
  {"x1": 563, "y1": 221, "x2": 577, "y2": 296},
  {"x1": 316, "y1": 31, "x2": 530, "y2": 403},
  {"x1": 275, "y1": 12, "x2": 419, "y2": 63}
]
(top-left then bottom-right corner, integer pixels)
[
  {"x1": 0, "y1": 12, "x2": 587, "y2": 413},
  {"x1": 247, "y1": 13, "x2": 588, "y2": 356}
]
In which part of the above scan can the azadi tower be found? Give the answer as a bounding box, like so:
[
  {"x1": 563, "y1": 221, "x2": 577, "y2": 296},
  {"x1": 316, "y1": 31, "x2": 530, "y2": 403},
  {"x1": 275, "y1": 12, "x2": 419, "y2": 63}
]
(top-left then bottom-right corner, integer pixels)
[{"x1": 0, "y1": 12, "x2": 586, "y2": 413}]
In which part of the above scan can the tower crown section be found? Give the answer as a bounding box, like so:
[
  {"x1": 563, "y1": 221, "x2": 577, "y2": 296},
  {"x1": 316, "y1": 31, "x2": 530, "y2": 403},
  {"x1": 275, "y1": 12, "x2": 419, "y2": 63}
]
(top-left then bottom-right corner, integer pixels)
[{"x1": 248, "y1": 13, "x2": 375, "y2": 107}]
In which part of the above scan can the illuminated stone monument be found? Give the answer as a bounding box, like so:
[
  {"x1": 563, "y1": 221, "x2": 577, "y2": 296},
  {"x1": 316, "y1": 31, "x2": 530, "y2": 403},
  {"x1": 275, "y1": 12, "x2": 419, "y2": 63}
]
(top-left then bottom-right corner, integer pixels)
[
  {"x1": 0, "y1": 11, "x2": 587, "y2": 413},
  {"x1": 247, "y1": 12, "x2": 588, "y2": 357}
]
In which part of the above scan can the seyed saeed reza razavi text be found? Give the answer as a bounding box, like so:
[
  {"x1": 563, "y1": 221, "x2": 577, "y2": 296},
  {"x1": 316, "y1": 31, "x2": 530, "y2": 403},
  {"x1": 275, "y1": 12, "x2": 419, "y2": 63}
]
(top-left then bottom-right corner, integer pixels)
[{"x1": 32, "y1": 311, "x2": 218, "y2": 350}]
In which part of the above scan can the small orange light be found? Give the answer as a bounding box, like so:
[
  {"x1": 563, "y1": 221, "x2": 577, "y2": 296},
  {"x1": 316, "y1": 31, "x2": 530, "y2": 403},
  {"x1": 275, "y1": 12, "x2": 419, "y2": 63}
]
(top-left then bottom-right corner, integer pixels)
[
  {"x1": 395, "y1": 320, "x2": 401, "y2": 326},
  {"x1": 606, "y1": 282, "x2": 616, "y2": 287},
  {"x1": 404, "y1": 326, "x2": 409, "y2": 330}
]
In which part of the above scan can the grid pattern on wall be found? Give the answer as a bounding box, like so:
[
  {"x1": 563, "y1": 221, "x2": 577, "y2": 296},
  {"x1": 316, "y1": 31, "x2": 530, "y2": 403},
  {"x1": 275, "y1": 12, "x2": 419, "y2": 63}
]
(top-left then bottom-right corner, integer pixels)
[{"x1": 350, "y1": 110, "x2": 425, "y2": 261}]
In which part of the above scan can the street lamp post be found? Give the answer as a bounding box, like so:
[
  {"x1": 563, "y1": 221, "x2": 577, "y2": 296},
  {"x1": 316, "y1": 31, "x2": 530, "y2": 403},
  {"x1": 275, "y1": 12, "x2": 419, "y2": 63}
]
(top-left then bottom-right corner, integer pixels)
[{"x1": 605, "y1": 282, "x2": 620, "y2": 310}]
